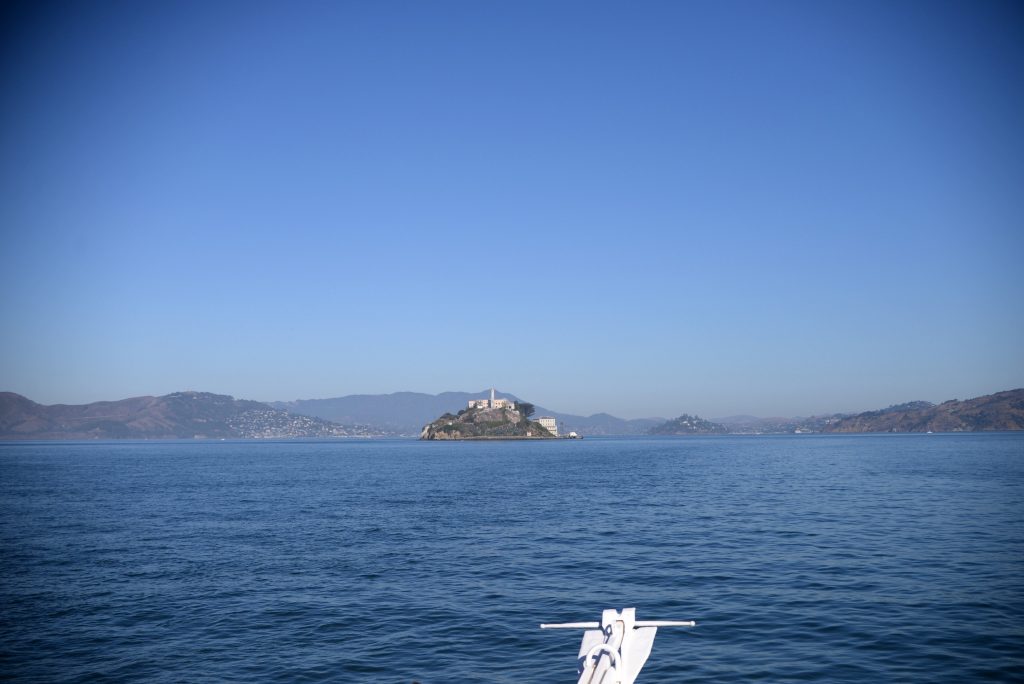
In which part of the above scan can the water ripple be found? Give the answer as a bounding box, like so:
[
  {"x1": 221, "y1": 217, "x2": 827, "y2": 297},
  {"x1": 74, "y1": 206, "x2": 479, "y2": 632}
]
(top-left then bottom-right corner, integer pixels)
[{"x1": 1, "y1": 434, "x2": 1022, "y2": 682}]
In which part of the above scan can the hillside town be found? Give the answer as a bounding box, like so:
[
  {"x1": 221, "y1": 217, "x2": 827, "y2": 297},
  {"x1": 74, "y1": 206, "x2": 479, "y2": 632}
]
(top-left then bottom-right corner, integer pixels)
[{"x1": 226, "y1": 409, "x2": 387, "y2": 439}]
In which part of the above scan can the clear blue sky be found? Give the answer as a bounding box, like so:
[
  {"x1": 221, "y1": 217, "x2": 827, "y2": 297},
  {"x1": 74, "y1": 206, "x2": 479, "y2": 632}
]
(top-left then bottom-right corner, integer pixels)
[{"x1": 1, "y1": 0, "x2": 1022, "y2": 419}]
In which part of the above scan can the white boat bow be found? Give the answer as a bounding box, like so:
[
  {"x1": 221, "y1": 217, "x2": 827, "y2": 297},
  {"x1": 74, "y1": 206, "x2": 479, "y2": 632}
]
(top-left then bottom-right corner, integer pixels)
[{"x1": 541, "y1": 607, "x2": 696, "y2": 684}]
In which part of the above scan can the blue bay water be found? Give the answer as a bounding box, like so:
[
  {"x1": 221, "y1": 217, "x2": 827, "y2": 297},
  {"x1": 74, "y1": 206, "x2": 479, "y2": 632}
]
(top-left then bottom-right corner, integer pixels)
[{"x1": 1, "y1": 435, "x2": 1022, "y2": 683}]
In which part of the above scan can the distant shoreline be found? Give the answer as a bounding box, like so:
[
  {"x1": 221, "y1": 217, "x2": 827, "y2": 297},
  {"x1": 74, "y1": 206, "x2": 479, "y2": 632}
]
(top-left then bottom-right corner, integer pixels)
[{"x1": 3, "y1": 431, "x2": 1024, "y2": 445}]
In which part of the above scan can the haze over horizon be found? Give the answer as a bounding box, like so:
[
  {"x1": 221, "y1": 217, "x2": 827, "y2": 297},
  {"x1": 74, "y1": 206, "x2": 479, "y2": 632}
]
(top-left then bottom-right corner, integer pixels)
[{"x1": 2, "y1": 1, "x2": 1022, "y2": 420}]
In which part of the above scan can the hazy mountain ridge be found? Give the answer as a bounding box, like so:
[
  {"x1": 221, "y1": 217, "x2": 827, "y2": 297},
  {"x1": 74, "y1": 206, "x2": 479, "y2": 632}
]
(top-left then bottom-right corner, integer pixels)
[
  {"x1": 1, "y1": 389, "x2": 660, "y2": 439},
  {"x1": 712, "y1": 414, "x2": 842, "y2": 434},
  {"x1": 654, "y1": 390, "x2": 1023, "y2": 435},
  {"x1": 0, "y1": 391, "x2": 383, "y2": 439},
  {"x1": 3, "y1": 388, "x2": 1021, "y2": 440},
  {"x1": 272, "y1": 391, "x2": 663, "y2": 435},
  {"x1": 820, "y1": 389, "x2": 1024, "y2": 433}
]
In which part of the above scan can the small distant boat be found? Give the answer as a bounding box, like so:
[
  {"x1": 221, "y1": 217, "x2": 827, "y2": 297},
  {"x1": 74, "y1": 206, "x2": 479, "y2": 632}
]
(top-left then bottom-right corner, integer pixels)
[{"x1": 541, "y1": 607, "x2": 695, "y2": 684}]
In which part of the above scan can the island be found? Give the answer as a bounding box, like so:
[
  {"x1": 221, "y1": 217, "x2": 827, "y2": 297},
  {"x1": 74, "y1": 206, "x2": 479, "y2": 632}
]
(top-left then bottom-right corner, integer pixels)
[
  {"x1": 649, "y1": 413, "x2": 728, "y2": 435},
  {"x1": 419, "y1": 389, "x2": 557, "y2": 440}
]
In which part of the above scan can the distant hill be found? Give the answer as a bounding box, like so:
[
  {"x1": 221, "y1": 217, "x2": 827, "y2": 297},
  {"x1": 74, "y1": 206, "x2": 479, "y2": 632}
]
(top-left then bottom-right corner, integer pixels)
[
  {"x1": 568, "y1": 412, "x2": 665, "y2": 436},
  {"x1": 713, "y1": 390, "x2": 1024, "y2": 434},
  {"x1": 713, "y1": 415, "x2": 763, "y2": 426},
  {"x1": 658, "y1": 390, "x2": 1024, "y2": 435},
  {"x1": 0, "y1": 391, "x2": 383, "y2": 439},
  {"x1": 821, "y1": 389, "x2": 1024, "y2": 433},
  {"x1": 272, "y1": 390, "x2": 663, "y2": 436},
  {"x1": 271, "y1": 391, "x2": 488, "y2": 433},
  {"x1": 649, "y1": 414, "x2": 728, "y2": 435},
  {"x1": 712, "y1": 414, "x2": 839, "y2": 434}
]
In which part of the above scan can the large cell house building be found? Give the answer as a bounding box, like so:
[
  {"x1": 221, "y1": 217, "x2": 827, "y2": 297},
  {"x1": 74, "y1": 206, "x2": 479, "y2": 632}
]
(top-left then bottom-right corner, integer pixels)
[{"x1": 537, "y1": 416, "x2": 558, "y2": 436}]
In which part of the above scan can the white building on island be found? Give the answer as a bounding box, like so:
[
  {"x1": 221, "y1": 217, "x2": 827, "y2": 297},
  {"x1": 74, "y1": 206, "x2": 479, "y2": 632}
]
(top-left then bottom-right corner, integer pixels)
[
  {"x1": 468, "y1": 388, "x2": 515, "y2": 410},
  {"x1": 537, "y1": 416, "x2": 558, "y2": 436}
]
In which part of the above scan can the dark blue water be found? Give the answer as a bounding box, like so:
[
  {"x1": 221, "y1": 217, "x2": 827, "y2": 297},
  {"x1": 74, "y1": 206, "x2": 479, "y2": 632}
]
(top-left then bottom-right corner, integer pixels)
[{"x1": 2, "y1": 435, "x2": 1022, "y2": 682}]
